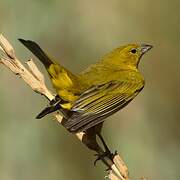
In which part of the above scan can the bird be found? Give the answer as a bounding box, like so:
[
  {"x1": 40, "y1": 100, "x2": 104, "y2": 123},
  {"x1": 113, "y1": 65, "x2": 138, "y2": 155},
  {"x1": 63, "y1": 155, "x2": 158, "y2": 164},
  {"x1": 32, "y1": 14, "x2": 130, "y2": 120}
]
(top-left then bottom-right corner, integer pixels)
[{"x1": 18, "y1": 38, "x2": 152, "y2": 164}]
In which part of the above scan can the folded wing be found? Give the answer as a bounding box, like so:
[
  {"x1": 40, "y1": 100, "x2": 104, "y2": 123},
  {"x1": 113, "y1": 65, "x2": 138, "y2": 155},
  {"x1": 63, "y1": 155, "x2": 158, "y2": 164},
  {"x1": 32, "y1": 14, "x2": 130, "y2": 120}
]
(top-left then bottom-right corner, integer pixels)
[{"x1": 63, "y1": 80, "x2": 143, "y2": 133}]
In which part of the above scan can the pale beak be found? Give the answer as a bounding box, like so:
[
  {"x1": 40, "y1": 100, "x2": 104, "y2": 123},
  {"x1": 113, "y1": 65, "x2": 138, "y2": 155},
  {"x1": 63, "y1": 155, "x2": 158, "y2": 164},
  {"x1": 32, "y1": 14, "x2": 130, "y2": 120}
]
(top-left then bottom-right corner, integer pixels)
[{"x1": 140, "y1": 44, "x2": 153, "y2": 54}]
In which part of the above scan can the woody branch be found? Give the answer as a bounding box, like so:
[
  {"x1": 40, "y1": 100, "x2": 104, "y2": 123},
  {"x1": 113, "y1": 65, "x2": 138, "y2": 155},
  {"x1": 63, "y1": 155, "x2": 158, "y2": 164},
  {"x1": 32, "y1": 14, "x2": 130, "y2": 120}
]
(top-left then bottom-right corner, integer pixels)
[{"x1": 0, "y1": 34, "x2": 129, "y2": 180}]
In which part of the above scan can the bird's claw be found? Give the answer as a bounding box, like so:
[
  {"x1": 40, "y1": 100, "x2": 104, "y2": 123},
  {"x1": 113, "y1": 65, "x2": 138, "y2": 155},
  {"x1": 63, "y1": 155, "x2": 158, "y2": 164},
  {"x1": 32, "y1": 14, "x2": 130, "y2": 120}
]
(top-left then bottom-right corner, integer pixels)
[
  {"x1": 93, "y1": 150, "x2": 114, "y2": 166},
  {"x1": 105, "y1": 166, "x2": 111, "y2": 171},
  {"x1": 109, "y1": 150, "x2": 118, "y2": 161},
  {"x1": 114, "y1": 150, "x2": 118, "y2": 156},
  {"x1": 94, "y1": 154, "x2": 101, "y2": 166},
  {"x1": 94, "y1": 150, "x2": 118, "y2": 167}
]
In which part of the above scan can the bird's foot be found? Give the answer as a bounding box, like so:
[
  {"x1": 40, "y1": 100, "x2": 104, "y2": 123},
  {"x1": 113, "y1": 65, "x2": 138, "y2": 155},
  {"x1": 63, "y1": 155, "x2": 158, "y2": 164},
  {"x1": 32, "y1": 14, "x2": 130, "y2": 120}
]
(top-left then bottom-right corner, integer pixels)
[
  {"x1": 94, "y1": 150, "x2": 118, "y2": 171},
  {"x1": 94, "y1": 150, "x2": 114, "y2": 166}
]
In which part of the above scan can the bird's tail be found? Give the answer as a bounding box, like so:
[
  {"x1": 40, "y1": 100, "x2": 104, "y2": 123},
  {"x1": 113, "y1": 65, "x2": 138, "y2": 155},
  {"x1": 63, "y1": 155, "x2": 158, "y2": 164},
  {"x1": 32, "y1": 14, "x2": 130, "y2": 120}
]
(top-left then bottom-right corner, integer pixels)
[{"x1": 18, "y1": 38, "x2": 53, "y2": 68}]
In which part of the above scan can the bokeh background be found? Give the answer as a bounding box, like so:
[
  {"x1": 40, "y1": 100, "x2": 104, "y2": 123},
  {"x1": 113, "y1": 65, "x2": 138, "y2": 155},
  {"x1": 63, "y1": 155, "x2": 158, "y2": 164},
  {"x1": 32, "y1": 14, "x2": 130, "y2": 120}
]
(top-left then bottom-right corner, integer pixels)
[{"x1": 0, "y1": 0, "x2": 180, "y2": 179}]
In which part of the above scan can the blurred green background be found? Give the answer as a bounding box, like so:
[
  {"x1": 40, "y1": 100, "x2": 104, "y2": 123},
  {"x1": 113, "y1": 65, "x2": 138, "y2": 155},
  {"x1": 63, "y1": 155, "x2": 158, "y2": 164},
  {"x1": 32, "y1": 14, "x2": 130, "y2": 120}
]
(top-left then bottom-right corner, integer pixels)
[{"x1": 0, "y1": 0, "x2": 180, "y2": 179}]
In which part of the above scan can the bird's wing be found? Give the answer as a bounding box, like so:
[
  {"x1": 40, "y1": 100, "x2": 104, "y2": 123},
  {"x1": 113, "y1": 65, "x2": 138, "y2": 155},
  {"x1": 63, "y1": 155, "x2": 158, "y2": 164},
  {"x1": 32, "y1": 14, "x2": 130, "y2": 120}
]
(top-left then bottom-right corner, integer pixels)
[{"x1": 63, "y1": 80, "x2": 143, "y2": 132}]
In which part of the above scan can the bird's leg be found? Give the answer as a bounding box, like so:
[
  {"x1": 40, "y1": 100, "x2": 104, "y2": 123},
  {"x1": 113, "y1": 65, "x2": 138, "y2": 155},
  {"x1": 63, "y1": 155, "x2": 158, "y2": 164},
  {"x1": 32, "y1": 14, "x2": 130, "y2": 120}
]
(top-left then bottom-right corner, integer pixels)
[
  {"x1": 97, "y1": 133, "x2": 112, "y2": 156},
  {"x1": 83, "y1": 128, "x2": 113, "y2": 169},
  {"x1": 94, "y1": 133, "x2": 114, "y2": 167}
]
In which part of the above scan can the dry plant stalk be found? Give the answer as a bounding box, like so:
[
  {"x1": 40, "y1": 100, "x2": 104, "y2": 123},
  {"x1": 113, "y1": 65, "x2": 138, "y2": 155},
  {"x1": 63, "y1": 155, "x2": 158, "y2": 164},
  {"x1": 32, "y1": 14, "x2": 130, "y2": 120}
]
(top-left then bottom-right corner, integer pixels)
[{"x1": 0, "y1": 34, "x2": 129, "y2": 180}]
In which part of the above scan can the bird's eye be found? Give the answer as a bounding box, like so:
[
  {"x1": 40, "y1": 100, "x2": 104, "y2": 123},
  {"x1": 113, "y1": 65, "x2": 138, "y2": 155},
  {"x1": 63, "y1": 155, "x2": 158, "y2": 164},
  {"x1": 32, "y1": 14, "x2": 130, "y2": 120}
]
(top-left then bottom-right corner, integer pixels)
[{"x1": 130, "y1": 49, "x2": 137, "y2": 54}]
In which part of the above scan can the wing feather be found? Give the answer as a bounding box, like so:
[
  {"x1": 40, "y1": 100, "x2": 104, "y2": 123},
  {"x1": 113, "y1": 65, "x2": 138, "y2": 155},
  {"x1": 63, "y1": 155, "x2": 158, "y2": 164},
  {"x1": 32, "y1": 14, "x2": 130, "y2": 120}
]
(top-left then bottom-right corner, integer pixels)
[{"x1": 63, "y1": 80, "x2": 143, "y2": 132}]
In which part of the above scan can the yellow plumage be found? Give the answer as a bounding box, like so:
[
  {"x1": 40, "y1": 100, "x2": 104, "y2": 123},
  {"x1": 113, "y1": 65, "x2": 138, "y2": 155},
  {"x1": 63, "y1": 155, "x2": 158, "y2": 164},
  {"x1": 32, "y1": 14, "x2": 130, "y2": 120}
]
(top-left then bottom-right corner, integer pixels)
[{"x1": 19, "y1": 39, "x2": 152, "y2": 133}]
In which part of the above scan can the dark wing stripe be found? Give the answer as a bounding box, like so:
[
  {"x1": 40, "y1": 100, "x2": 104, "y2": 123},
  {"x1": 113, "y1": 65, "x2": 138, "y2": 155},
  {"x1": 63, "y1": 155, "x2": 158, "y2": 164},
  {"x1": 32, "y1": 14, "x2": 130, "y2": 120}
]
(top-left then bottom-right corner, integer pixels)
[
  {"x1": 74, "y1": 84, "x2": 107, "y2": 104},
  {"x1": 65, "y1": 93, "x2": 131, "y2": 131},
  {"x1": 83, "y1": 96, "x2": 122, "y2": 115},
  {"x1": 79, "y1": 101, "x2": 128, "y2": 131},
  {"x1": 86, "y1": 94, "x2": 125, "y2": 114},
  {"x1": 72, "y1": 94, "x2": 106, "y2": 111},
  {"x1": 78, "y1": 94, "x2": 120, "y2": 113},
  {"x1": 70, "y1": 98, "x2": 131, "y2": 132},
  {"x1": 74, "y1": 87, "x2": 100, "y2": 104},
  {"x1": 63, "y1": 80, "x2": 143, "y2": 133},
  {"x1": 70, "y1": 99, "x2": 125, "y2": 130},
  {"x1": 72, "y1": 81, "x2": 130, "y2": 113},
  {"x1": 73, "y1": 81, "x2": 120, "y2": 109},
  {"x1": 65, "y1": 94, "x2": 124, "y2": 127}
]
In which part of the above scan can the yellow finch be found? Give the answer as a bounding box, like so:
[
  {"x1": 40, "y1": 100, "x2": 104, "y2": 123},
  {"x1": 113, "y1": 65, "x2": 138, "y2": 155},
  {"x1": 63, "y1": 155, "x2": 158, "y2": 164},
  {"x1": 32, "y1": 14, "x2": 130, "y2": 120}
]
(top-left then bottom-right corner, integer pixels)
[{"x1": 19, "y1": 39, "x2": 152, "y2": 160}]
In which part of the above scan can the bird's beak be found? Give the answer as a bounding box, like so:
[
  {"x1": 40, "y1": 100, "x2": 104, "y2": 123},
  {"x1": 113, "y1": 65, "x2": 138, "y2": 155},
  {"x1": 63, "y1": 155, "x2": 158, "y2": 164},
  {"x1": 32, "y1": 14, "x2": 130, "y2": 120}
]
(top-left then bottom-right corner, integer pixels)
[{"x1": 140, "y1": 44, "x2": 153, "y2": 55}]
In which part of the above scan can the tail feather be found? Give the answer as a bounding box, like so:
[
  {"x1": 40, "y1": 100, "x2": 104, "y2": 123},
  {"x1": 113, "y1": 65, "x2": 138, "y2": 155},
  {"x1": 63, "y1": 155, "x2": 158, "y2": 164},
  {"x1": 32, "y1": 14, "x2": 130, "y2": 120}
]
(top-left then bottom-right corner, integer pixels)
[
  {"x1": 36, "y1": 102, "x2": 71, "y2": 119},
  {"x1": 18, "y1": 38, "x2": 52, "y2": 68}
]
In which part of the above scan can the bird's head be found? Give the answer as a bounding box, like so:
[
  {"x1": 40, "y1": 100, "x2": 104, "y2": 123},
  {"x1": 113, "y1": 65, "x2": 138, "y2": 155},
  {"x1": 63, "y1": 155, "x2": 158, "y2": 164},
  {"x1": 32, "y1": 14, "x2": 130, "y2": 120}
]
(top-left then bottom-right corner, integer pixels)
[{"x1": 102, "y1": 43, "x2": 153, "y2": 69}]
